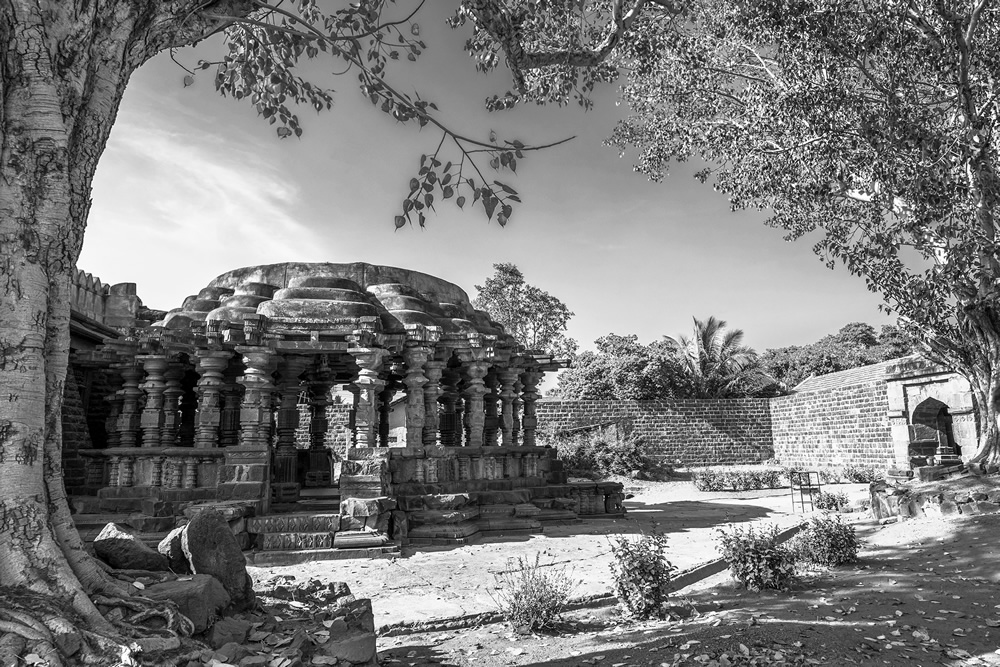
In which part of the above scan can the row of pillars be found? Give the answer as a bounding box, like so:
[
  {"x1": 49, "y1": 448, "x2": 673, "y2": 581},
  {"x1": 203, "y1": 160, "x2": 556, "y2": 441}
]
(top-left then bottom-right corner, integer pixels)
[{"x1": 104, "y1": 346, "x2": 544, "y2": 471}]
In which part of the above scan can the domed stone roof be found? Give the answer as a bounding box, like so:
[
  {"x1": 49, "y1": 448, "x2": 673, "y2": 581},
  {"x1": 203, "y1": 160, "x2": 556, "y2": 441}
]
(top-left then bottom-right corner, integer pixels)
[{"x1": 154, "y1": 262, "x2": 510, "y2": 345}]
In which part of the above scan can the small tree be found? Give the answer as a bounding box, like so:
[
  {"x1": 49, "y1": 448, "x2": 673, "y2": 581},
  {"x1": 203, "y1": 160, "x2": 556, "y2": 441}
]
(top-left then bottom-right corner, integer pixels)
[
  {"x1": 666, "y1": 317, "x2": 776, "y2": 398},
  {"x1": 474, "y1": 263, "x2": 578, "y2": 357}
]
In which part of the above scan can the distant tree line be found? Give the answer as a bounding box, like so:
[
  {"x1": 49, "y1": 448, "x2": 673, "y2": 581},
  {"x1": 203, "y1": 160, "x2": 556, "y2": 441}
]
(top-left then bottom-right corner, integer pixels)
[{"x1": 551, "y1": 321, "x2": 917, "y2": 401}]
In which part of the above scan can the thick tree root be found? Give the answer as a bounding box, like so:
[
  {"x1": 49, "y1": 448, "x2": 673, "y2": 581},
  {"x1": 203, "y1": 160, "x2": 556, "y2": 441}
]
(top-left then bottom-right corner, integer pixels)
[
  {"x1": 0, "y1": 587, "x2": 140, "y2": 666},
  {"x1": 92, "y1": 594, "x2": 195, "y2": 638}
]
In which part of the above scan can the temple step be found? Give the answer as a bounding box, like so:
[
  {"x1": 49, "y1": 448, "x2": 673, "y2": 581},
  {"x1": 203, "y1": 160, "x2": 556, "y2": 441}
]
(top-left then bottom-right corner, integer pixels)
[
  {"x1": 247, "y1": 513, "x2": 341, "y2": 534},
  {"x1": 472, "y1": 517, "x2": 542, "y2": 533},
  {"x1": 245, "y1": 544, "x2": 400, "y2": 567}
]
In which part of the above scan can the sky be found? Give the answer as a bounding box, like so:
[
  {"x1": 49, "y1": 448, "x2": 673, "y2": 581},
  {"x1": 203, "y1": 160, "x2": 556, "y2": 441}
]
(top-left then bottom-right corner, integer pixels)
[{"x1": 78, "y1": 3, "x2": 894, "y2": 363}]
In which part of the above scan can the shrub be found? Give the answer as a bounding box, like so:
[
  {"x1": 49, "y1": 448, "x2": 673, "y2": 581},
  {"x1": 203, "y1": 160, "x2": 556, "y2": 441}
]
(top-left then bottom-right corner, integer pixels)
[
  {"x1": 842, "y1": 464, "x2": 885, "y2": 483},
  {"x1": 716, "y1": 523, "x2": 795, "y2": 591},
  {"x1": 490, "y1": 554, "x2": 577, "y2": 632},
  {"x1": 551, "y1": 429, "x2": 649, "y2": 479},
  {"x1": 609, "y1": 531, "x2": 675, "y2": 619},
  {"x1": 692, "y1": 466, "x2": 787, "y2": 491},
  {"x1": 814, "y1": 490, "x2": 850, "y2": 512},
  {"x1": 789, "y1": 514, "x2": 860, "y2": 566}
]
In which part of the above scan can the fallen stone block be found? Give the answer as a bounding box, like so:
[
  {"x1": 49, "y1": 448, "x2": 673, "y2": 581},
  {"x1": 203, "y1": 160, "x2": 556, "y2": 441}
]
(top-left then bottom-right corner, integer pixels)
[
  {"x1": 142, "y1": 574, "x2": 230, "y2": 634},
  {"x1": 207, "y1": 618, "x2": 251, "y2": 649},
  {"x1": 181, "y1": 508, "x2": 255, "y2": 611},
  {"x1": 94, "y1": 523, "x2": 169, "y2": 572}
]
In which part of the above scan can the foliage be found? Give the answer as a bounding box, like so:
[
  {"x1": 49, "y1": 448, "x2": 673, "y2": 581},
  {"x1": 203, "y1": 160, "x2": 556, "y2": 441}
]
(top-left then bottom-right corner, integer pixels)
[
  {"x1": 666, "y1": 317, "x2": 779, "y2": 398},
  {"x1": 490, "y1": 554, "x2": 577, "y2": 633},
  {"x1": 762, "y1": 323, "x2": 918, "y2": 390},
  {"x1": 542, "y1": 427, "x2": 649, "y2": 479},
  {"x1": 553, "y1": 317, "x2": 779, "y2": 401},
  {"x1": 609, "y1": 531, "x2": 675, "y2": 619},
  {"x1": 813, "y1": 490, "x2": 850, "y2": 512},
  {"x1": 583, "y1": 0, "x2": 1000, "y2": 460},
  {"x1": 842, "y1": 465, "x2": 885, "y2": 484},
  {"x1": 692, "y1": 466, "x2": 785, "y2": 492},
  {"x1": 552, "y1": 334, "x2": 694, "y2": 400},
  {"x1": 716, "y1": 523, "x2": 796, "y2": 591},
  {"x1": 474, "y1": 263, "x2": 577, "y2": 357},
  {"x1": 789, "y1": 515, "x2": 860, "y2": 567}
]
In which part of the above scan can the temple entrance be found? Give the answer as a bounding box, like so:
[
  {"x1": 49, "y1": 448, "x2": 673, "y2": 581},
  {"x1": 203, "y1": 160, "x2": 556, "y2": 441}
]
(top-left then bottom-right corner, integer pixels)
[{"x1": 909, "y1": 397, "x2": 960, "y2": 465}]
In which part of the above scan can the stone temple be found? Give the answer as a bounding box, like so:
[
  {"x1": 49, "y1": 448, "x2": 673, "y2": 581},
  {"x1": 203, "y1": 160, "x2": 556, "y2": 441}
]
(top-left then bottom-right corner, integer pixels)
[{"x1": 67, "y1": 262, "x2": 626, "y2": 561}]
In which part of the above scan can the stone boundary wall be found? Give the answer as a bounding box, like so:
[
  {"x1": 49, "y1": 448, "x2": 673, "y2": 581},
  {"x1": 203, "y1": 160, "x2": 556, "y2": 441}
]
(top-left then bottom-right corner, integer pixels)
[
  {"x1": 770, "y1": 381, "x2": 894, "y2": 469},
  {"x1": 535, "y1": 399, "x2": 774, "y2": 467},
  {"x1": 539, "y1": 378, "x2": 896, "y2": 469}
]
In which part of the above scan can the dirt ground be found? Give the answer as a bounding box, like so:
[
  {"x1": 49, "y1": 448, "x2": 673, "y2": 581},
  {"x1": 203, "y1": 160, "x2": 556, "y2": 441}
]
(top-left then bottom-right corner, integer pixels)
[
  {"x1": 375, "y1": 510, "x2": 1000, "y2": 667},
  {"x1": 250, "y1": 479, "x2": 1000, "y2": 666}
]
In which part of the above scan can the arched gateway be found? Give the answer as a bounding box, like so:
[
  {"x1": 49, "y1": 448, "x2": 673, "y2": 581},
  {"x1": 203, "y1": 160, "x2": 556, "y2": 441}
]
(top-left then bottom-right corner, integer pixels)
[{"x1": 69, "y1": 263, "x2": 625, "y2": 556}]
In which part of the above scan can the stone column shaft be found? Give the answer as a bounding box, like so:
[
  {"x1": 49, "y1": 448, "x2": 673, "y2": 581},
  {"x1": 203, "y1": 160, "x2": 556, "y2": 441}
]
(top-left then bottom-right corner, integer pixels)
[
  {"x1": 194, "y1": 351, "x2": 233, "y2": 449},
  {"x1": 463, "y1": 361, "x2": 490, "y2": 448},
  {"x1": 139, "y1": 355, "x2": 168, "y2": 448},
  {"x1": 520, "y1": 370, "x2": 542, "y2": 447},
  {"x1": 403, "y1": 348, "x2": 430, "y2": 448},
  {"x1": 116, "y1": 363, "x2": 144, "y2": 448},
  {"x1": 498, "y1": 368, "x2": 519, "y2": 447},
  {"x1": 161, "y1": 364, "x2": 186, "y2": 447},
  {"x1": 422, "y1": 361, "x2": 444, "y2": 447},
  {"x1": 351, "y1": 349, "x2": 386, "y2": 448}
]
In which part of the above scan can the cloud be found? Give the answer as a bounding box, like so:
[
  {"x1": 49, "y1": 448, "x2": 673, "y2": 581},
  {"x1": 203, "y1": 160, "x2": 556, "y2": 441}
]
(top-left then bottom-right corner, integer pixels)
[{"x1": 82, "y1": 93, "x2": 308, "y2": 307}]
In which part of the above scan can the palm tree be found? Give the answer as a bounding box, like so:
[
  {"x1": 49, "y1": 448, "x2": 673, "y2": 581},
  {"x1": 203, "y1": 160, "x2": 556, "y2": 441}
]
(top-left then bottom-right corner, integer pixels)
[{"x1": 665, "y1": 317, "x2": 771, "y2": 398}]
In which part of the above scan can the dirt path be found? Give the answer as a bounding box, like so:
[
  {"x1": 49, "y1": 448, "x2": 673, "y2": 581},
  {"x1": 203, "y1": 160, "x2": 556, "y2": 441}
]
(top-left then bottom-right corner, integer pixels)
[
  {"x1": 250, "y1": 482, "x2": 868, "y2": 631},
  {"x1": 378, "y1": 512, "x2": 1000, "y2": 667}
]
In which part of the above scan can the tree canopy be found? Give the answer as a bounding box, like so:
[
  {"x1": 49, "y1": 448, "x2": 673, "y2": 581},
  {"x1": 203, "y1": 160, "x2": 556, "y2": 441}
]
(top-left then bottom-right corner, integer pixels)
[
  {"x1": 473, "y1": 263, "x2": 578, "y2": 357},
  {"x1": 761, "y1": 323, "x2": 918, "y2": 389}
]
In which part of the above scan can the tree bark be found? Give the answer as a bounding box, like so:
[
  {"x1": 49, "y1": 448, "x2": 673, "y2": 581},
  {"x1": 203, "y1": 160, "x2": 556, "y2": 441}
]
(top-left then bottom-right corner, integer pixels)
[{"x1": 0, "y1": 0, "x2": 256, "y2": 651}]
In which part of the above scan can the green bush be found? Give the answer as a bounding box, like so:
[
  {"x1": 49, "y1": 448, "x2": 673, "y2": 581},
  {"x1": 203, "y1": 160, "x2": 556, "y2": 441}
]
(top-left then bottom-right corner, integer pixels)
[
  {"x1": 490, "y1": 554, "x2": 577, "y2": 632},
  {"x1": 692, "y1": 466, "x2": 786, "y2": 491},
  {"x1": 551, "y1": 430, "x2": 649, "y2": 479},
  {"x1": 609, "y1": 531, "x2": 675, "y2": 619},
  {"x1": 789, "y1": 514, "x2": 860, "y2": 566},
  {"x1": 814, "y1": 490, "x2": 850, "y2": 511},
  {"x1": 716, "y1": 523, "x2": 795, "y2": 591},
  {"x1": 842, "y1": 464, "x2": 885, "y2": 483}
]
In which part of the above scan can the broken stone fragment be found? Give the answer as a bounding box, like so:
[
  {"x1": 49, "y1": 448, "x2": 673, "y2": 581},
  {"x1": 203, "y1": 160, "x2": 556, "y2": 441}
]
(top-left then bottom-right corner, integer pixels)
[
  {"x1": 181, "y1": 507, "x2": 255, "y2": 611},
  {"x1": 158, "y1": 526, "x2": 191, "y2": 574},
  {"x1": 142, "y1": 574, "x2": 231, "y2": 634},
  {"x1": 93, "y1": 522, "x2": 169, "y2": 572},
  {"x1": 208, "y1": 618, "x2": 252, "y2": 649}
]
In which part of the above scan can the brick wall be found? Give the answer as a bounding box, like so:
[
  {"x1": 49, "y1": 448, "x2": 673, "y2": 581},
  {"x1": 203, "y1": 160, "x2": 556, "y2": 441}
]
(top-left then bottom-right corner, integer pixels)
[
  {"x1": 536, "y1": 399, "x2": 774, "y2": 467},
  {"x1": 538, "y1": 378, "x2": 896, "y2": 469},
  {"x1": 770, "y1": 381, "x2": 894, "y2": 469}
]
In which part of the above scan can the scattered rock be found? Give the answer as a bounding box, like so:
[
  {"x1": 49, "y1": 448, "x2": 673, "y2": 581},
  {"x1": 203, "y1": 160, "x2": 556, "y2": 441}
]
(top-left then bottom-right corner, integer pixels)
[
  {"x1": 181, "y1": 508, "x2": 255, "y2": 611},
  {"x1": 159, "y1": 526, "x2": 191, "y2": 574},
  {"x1": 208, "y1": 618, "x2": 252, "y2": 648},
  {"x1": 93, "y1": 523, "x2": 169, "y2": 572},
  {"x1": 142, "y1": 574, "x2": 231, "y2": 634}
]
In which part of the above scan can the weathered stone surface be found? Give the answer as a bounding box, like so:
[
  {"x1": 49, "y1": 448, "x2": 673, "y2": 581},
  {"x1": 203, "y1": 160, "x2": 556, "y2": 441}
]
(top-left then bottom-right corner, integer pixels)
[
  {"x1": 476, "y1": 490, "x2": 531, "y2": 505},
  {"x1": 158, "y1": 526, "x2": 191, "y2": 574},
  {"x1": 332, "y1": 531, "x2": 389, "y2": 548},
  {"x1": 142, "y1": 575, "x2": 230, "y2": 634},
  {"x1": 208, "y1": 618, "x2": 252, "y2": 649},
  {"x1": 422, "y1": 494, "x2": 471, "y2": 510},
  {"x1": 181, "y1": 508, "x2": 255, "y2": 611},
  {"x1": 94, "y1": 523, "x2": 169, "y2": 571},
  {"x1": 340, "y1": 496, "x2": 396, "y2": 517},
  {"x1": 182, "y1": 500, "x2": 256, "y2": 521},
  {"x1": 390, "y1": 511, "x2": 408, "y2": 542},
  {"x1": 408, "y1": 508, "x2": 480, "y2": 524}
]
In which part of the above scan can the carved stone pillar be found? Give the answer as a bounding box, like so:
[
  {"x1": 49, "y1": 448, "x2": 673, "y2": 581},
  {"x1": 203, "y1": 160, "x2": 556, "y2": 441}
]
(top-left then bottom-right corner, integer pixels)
[
  {"x1": 139, "y1": 355, "x2": 167, "y2": 448},
  {"x1": 236, "y1": 348, "x2": 277, "y2": 450},
  {"x1": 512, "y1": 376, "x2": 524, "y2": 446},
  {"x1": 520, "y1": 370, "x2": 542, "y2": 447},
  {"x1": 194, "y1": 350, "x2": 233, "y2": 449},
  {"x1": 274, "y1": 356, "x2": 309, "y2": 485},
  {"x1": 422, "y1": 360, "x2": 444, "y2": 447},
  {"x1": 498, "y1": 368, "x2": 519, "y2": 447},
  {"x1": 219, "y1": 362, "x2": 243, "y2": 448},
  {"x1": 483, "y1": 369, "x2": 500, "y2": 447},
  {"x1": 462, "y1": 360, "x2": 489, "y2": 448},
  {"x1": 403, "y1": 348, "x2": 430, "y2": 448},
  {"x1": 161, "y1": 364, "x2": 186, "y2": 447},
  {"x1": 350, "y1": 349, "x2": 386, "y2": 448},
  {"x1": 439, "y1": 370, "x2": 460, "y2": 447},
  {"x1": 104, "y1": 392, "x2": 123, "y2": 448},
  {"x1": 116, "y1": 363, "x2": 144, "y2": 448},
  {"x1": 378, "y1": 386, "x2": 394, "y2": 447}
]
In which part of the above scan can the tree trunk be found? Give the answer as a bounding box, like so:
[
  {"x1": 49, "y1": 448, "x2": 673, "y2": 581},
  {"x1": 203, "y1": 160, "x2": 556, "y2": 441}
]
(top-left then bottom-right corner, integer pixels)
[{"x1": 0, "y1": 0, "x2": 256, "y2": 656}]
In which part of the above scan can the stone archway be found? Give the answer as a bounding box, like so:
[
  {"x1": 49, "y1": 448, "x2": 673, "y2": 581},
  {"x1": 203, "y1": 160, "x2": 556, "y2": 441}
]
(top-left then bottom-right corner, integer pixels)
[{"x1": 909, "y1": 397, "x2": 958, "y2": 463}]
